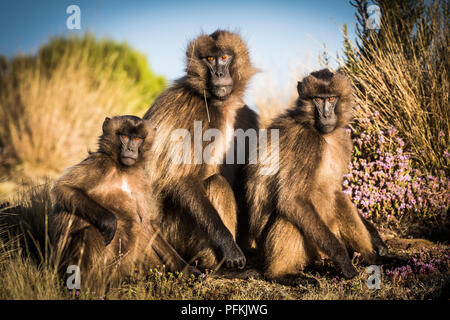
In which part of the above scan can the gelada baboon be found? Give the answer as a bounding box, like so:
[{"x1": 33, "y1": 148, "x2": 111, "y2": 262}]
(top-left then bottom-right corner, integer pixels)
[
  {"x1": 246, "y1": 69, "x2": 391, "y2": 284},
  {"x1": 49, "y1": 116, "x2": 199, "y2": 288},
  {"x1": 143, "y1": 30, "x2": 258, "y2": 269}
]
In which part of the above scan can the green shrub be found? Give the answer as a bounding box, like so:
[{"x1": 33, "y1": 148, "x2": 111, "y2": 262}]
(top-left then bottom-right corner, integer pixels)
[{"x1": 0, "y1": 34, "x2": 166, "y2": 176}]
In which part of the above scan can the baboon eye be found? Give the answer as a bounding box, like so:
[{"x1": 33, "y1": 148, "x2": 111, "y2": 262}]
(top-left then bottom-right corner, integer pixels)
[
  {"x1": 134, "y1": 137, "x2": 142, "y2": 142},
  {"x1": 329, "y1": 97, "x2": 335, "y2": 102},
  {"x1": 120, "y1": 135, "x2": 129, "y2": 142},
  {"x1": 221, "y1": 54, "x2": 228, "y2": 60},
  {"x1": 314, "y1": 98, "x2": 323, "y2": 103},
  {"x1": 207, "y1": 56, "x2": 214, "y2": 62}
]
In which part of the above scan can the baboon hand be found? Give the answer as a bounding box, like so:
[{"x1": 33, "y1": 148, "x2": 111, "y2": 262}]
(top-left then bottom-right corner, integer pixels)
[
  {"x1": 96, "y1": 211, "x2": 117, "y2": 246},
  {"x1": 183, "y1": 265, "x2": 203, "y2": 279},
  {"x1": 223, "y1": 243, "x2": 246, "y2": 269}
]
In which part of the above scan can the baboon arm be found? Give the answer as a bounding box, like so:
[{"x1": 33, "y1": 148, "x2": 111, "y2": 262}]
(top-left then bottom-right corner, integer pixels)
[
  {"x1": 52, "y1": 184, "x2": 117, "y2": 246},
  {"x1": 174, "y1": 178, "x2": 236, "y2": 249},
  {"x1": 334, "y1": 191, "x2": 388, "y2": 256},
  {"x1": 281, "y1": 197, "x2": 356, "y2": 278},
  {"x1": 172, "y1": 177, "x2": 245, "y2": 268}
]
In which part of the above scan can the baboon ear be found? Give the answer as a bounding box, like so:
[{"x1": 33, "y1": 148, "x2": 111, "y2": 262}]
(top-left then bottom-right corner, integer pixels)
[
  {"x1": 297, "y1": 81, "x2": 303, "y2": 95},
  {"x1": 144, "y1": 119, "x2": 157, "y2": 136},
  {"x1": 102, "y1": 117, "x2": 111, "y2": 132}
]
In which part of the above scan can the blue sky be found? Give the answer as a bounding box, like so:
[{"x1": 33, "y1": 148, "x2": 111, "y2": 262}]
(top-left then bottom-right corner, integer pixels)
[{"x1": 0, "y1": 0, "x2": 359, "y2": 103}]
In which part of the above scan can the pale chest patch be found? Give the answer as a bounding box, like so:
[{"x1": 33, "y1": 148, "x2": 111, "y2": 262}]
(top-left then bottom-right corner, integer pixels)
[
  {"x1": 208, "y1": 104, "x2": 239, "y2": 164},
  {"x1": 223, "y1": 122, "x2": 235, "y2": 153},
  {"x1": 88, "y1": 172, "x2": 135, "y2": 210},
  {"x1": 119, "y1": 177, "x2": 132, "y2": 195},
  {"x1": 97, "y1": 174, "x2": 133, "y2": 199},
  {"x1": 316, "y1": 134, "x2": 346, "y2": 188}
]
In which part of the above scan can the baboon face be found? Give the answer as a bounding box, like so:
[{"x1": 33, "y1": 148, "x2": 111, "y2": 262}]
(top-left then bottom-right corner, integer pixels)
[
  {"x1": 312, "y1": 95, "x2": 339, "y2": 133},
  {"x1": 297, "y1": 68, "x2": 353, "y2": 134},
  {"x1": 184, "y1": 30, "x2": 258, "y2": 101},
  {"x1": 203, "y1": 50, "x2": 234, "y2": 99},
  {"x1": 100, "y1": 115, "x2": 155, "y2": 167},
  {"x1": 118, "y1": 132, "x2": 144, "y2": 166}
]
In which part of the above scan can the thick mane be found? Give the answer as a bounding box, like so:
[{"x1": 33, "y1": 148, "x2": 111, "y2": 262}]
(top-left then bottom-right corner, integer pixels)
[
  {"x1": 298, "y1": 69, "x2": 352, "y2": 99},
  {"x1": 183, "y1": 30, "x2": 258, "y2": 98}
]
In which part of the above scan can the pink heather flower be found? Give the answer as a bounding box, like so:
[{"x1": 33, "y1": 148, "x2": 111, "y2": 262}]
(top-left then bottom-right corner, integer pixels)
[
  {"x1": 444, "y1": 151, "x2": 450, "y2": 158},
  {"x1": 343, "y1": 117, "x2": 449, "y2": 225},
  {"x1": 387, "y1": 127, "x2": 397, "y2": 136}
]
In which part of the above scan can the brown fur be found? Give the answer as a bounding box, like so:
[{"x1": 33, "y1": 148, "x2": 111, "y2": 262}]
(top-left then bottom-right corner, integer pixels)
[
  {"x1": 246, "y1": 69, "x2": 389, "y2": 284},
  {"x1": 49, "y1": 116, "x2": 198, "y2": 289},
  {"x1": 221, "y1": 106, "x2": 260, "y2": 253},
  {"x1": 184, "y1": 30, "x2": 258, "y2": 99},
  {"x1": 143, "y1": 30, "x2": 258, "y2": 269}
]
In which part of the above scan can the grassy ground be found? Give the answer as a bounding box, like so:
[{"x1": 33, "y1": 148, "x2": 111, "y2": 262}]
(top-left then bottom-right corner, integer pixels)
[
  {"x1": 0, "y1": 183, "x2": 448, "y2": 300},
  {"x1": 1, "y1": 236, "x2": 448, "y2": 300}
]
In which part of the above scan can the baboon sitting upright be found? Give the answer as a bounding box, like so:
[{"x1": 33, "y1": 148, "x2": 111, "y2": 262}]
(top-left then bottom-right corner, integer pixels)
[
  {"x1": 49, "y1": 116, "x2": 199, "y2": 288},
  {"x1": 143, "y1": 30, "x2": 258, "y2": 270},
  {"x1": 246, "y1": 69, "x2": 393, "y2": 284}
]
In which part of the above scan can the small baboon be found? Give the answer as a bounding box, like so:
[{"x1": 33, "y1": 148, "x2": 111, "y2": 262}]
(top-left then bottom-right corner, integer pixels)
[
  {"x1": 246, "y1": 69, "x2": 391, "y2": 284},
  {"x1": 143, "y1": 30, "x2": 258, "y2": 270},
  {"x1": 49, "y1": 116, "x2": 199, "y2": 288}
]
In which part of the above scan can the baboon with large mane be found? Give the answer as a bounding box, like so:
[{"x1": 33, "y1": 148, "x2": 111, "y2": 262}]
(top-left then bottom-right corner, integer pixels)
[
  {"x1": 49, "y1": 116, "x2": 199, "y2": 288},
  {"x1": 143, "y1": 30, "x2": 258, "y2": 270}
]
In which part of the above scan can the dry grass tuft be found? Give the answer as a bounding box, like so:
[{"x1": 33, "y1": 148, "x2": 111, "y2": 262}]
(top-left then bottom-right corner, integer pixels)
[
  {"x1": 0, "y1": 184, "x2": 448, "y2": 300},
  {"x1": 0, "y1": 41, "x2": 158, "y2": 178},
  {"x1": 340, "y1": 1, "x2": 449, "y2": 173}
]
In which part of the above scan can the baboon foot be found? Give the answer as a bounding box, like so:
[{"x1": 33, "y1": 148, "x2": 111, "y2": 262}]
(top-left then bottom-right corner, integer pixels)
[
  {"x1": 215, "y1": 268, "x2": 263, "y2": 280},
  {"x1": 183, "y1": 265, "x2": 203, "y2": 279},
  {"x1": 375, "y1": 254, "x2": 409, "y2": 266},
  {"x1": 269, "y1": 273, "x2": 319, "y2": 287}
]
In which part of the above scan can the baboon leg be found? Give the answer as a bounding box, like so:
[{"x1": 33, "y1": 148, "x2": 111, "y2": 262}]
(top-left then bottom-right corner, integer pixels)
[
  {"x1": 51, "y1": 213, "x2": 105, "y2": 272},
  {"x1": 278, "y1": 197, "x2": 357, "y2": 279},
  {"x1": 204, "y1": 174, "x2": 237, "y2": 237},
  {"x1": 334, "y1": 191, "x2": 379, "y2": 264},
  {"x1": 262, "y1": 218, "x2": 315, "y2": 284},
  {"x1": 62, "y1": 226, "x2": 109, "y2": 289},
  {"x1": 140, "y1": 224, "x2": 200, "y2": 276},
  {"x1": 194, "y1": 174, "x2": 238, "y2": 269}
]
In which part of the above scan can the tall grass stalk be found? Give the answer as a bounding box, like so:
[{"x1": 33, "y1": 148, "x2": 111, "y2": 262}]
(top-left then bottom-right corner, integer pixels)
[{"x1": 340, "y1": 0, "x2": 449, "y2": 174}]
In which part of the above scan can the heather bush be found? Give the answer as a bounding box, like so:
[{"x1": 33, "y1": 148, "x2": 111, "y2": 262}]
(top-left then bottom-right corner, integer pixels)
[
  {"x1": 343, "y1": 107, "x2": 450, "y2": 234},
  {"x1": 341, "y1": 0, "x2": 449, "y2": 174},
  {"x1": 385, "y1": 245, "x2": 450, "y2": 282}
]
